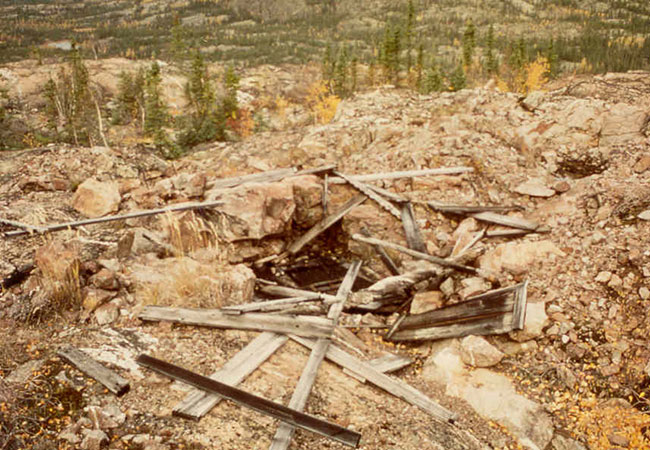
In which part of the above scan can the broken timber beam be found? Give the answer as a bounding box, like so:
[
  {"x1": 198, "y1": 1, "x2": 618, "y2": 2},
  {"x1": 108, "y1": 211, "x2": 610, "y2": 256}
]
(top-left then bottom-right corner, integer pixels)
[
  {"x1": 286, "y1": 195, "x2": 367, "y2": 255},
  {"x1": 269, "y1": 261, "x2": 362, "y2": 450},
  {"x1": 400, "y1": 202, "x2": 426, "y2": 252},
  {"x1": 328, "y1": 167, "x2": 474, "y2": 184},
  {"x1": 351, "y1": 234, "x2": 478, "y2": 274},
  {"x1": 257, "y1": 285, "x2": 338, "y2": 304},
  {"x1": 470, "y1": 211, "x2": 544, "y2": 232},
  {"x1": 360, "y1": 228, "x2": 400, "y2": 275},
  {"x1": 58, "y1": 347, "x2": 130, "y2": 396},
  {"x1": 334, "y1": 171, "x2": 402, "y2": 219},
  {"x1": 136, "y1": 355, "x2": 361, "y2": 448},
  {"x1": 344, "y1": 353, "x2": 414, "y2": 383},
  {"x1": 206, "y1": 165, "x2": 337, "y2": 191},
  {"x1": 221, "y1": 296, "x2": 323, "y2": 315},
  {"x1": 4, "y1": 200, "x2": 224, "y2": 238},
  {"x1": 290, "y1": 336, "x2": 456, "y2": 423},
  {"x1": 173, "y1": 332, "x2": 288, "y2": 420},
  {"x1": 425, "y1": 201, "x2": 524, "y2": 214},
  {"x1": 138, "y1": 306, "x2": 335, "y2": 338}
]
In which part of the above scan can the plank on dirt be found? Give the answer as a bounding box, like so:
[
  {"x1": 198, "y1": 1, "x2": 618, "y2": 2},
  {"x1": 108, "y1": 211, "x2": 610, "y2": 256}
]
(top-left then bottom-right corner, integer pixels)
[
  {"x1": 334, "y1": 171, "x2": 402, "y2": 219},
  {"x1": 138, "y1": 306, "x2": 335, "y2": 338},
  {"x1": 58, "y1": 347, "x2": 130, "y2": 396},
  {"x1": 328, "y1": 167, "x2": 474, "y2": 184},
  {"x1": 400, "y1": 202, "x2": 426, "y2": 253},
  {"x1": 173, "y1": 332, "x2": 288, "y2": 420},
  {"x1": 221, "y1": 296, "x2": 323, "y2": 314},
  {"x1": 136, "y1": 355, "x2": 361, "y2": 448},
  {"x1": 388, "y1": 313, "x2": 515, "y2": 342},
  {"x1": 290, "y1": 336, "x2": 456, "y2": 423}
]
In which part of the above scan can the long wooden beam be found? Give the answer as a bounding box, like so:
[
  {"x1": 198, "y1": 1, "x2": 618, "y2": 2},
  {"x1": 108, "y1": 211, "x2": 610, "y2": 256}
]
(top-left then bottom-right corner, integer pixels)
[
  {"x1": 138, "y1": 306, "x2": 334, "y2": 338},
  {"x1": 328, "y1": 167, "x2": 474, "y2": 184},
  {"x1": 136, "y1": 355, "x2": 361, "y2": 447},
  {"x1": 4, "y1": 200, "x2": 224, "y2": 238},
  {"x1": 58, "y1": 347, "x2": 130, "y2": 396}
]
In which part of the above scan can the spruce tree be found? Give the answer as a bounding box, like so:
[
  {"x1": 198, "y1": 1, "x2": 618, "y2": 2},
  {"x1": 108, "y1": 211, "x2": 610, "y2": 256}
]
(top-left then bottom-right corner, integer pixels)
[
  {"x1": 144, "y1": 62, "x2": 168, "y2": 135},
  {"x1": 545, "y1": 39, "x2": 559, "y2": 79},
  {"x1": 333, "y1": 45, "x2": 349, "y2": 97},
  {"x1": 405, "y1": 0, "x2": 416, "y2": 73},
  {"x1": 485, "y1": 24, "x2": 499, "y2": 75},
  {"x1": 449, "y1": 63, "x2": 466, "y2": 91},
  {"x1": 462, "y1": 19, "x2": 476, "y2": 69},
  {"x1": 422, "y1": 62, "x2": 444, "y2": 93}
]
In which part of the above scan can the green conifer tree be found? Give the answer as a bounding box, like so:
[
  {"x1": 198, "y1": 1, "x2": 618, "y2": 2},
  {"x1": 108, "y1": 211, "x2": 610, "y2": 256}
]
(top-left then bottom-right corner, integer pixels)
[
  {"x1": 422, "y1": 62, "x2": 444, "y2": 93},
  {"x1": 462, "y1": 19, "x2": 476, "y2": 69},
  {"x1": 405, "y1": 0, "x2": 416, "y2": 73},
  {"x1": 449, "y1": 63, "x2": 466, "y2": 91},
  {"x1": 485, "y1": 24, "x2": 499, "y2": 75}
]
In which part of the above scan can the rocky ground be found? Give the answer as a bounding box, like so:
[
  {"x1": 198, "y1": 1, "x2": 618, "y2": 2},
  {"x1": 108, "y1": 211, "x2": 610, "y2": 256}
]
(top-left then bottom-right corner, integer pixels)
[{"x1": 1, "y1": 68, "x2": 650, "y2": 450}]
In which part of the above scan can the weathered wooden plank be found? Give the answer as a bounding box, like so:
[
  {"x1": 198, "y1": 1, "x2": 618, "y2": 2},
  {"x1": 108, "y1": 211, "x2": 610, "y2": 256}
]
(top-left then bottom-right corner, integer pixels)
[
  {"x1": 221, "y1": 296, "x2": 323, "y2": 315},
  {"x1": 322, "y1": 173, "x2": 329, "y2": 216},
  {"x1": 207, "y1": 168, "x2": 296, "y2": 190},
  {"x1": 138, "y1": 306, "x2": 334, "y2": 338},
  {"x1": 401, "y1": 202, "x2": 427, "y2": 252},
  {"x1": 471, "y1": 211, "x2": 540, "y2": 231},
  {"x1": 173, "y1": 332, "x2": 288, "y2": 420},
  {"x1": 136, "y1": 355, "x2": 361, "y2": 448},
  {"x1": 328, "y1": 167, "x2": 474, "y2": 185},
  {"x1": 5, "y1": 200, "x2": 224, "y2": 238},
  {"x1": 290, "y1": 336, "x2": 456, "y2": 423},
  {"x1": 367, "y1": 353, "x2": 413, "y2": 373},
  {"x1": 485, "y1": 229, "x2": 535, "y2": 238},
  {"x1": 363, "y1": 184, "x2": 407, "y2": 203},
  {"x1": 269, "y1": 262, "x2": 361, "y2": 450},
  {"x1": 426, "y1": 201, "x2": 523, "y2": 214},
  {"x1": 0, "y1": 218, "x2": 45, "y2": 233},
  {"x1": 397, "y1": 283, "x2": 524, "y2": 331},
  {"x1": 258, "y1": 285, "x2": 338, "y2": 303},
  {"x1": 360, "y1": 228, "x2": 400, "y2": 275},
  {"x1": 511, "y1": 280, "x2": 528, "y2": 330},
  {"x1": 343, "y1": 353, "x2": 413, "y2": 383},
  {"x1": 388, "y1": 313, "x2": 514, "y2": 342},
  {"x1": 351, "y1": 234, "x2": 477, "y2": 274},
  {"x1": 334, "y1": 171, "x2": 402, "y2": 219},
  {"x1": 452, "y1": 228, "x2": 485, "y2": 258},
  {"x1": 58, "y1": 347, "x2": 130, "y2": 396},
  {"x1": 287, "y1": 196, "x2": 367, "y2": 255}
]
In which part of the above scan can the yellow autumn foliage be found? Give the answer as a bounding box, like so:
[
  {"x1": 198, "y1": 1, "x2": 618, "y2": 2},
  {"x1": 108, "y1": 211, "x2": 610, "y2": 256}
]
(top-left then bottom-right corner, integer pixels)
[
  {"x1": 520, "y1": 56, "x2": 549, "y2": 95},
  {"x1": 575, "y1": 404, "x2": 650, "y2": 450},
  {"x1": 306, "y1": 81, "x2": 340, "y2": 125}
]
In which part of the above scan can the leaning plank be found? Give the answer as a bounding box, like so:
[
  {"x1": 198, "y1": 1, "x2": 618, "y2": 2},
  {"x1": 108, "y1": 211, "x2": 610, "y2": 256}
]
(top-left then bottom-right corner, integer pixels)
[
  {"x1": 511, "y1": 279, "x2": 529, "y2": 330},
  {"x1": 136, "y1": 355, "x2": 361, "y2": 448},
  {"x1": 471, "y1": 211, "x2": 541, "y2": 231},
  {"x1": 138, "y1": 306, "x2": 334, "y2": 338},
  {"x1": 389, "y1": 313, "x2": 515, "y2": 342},
  {"x1": 360, "y1": 228, "x2": 400, "y2": 275},
  {"x1": 58, "y1": 347, "x2": 129, "y2": 396},
  {"x1": 290, "y1": 336, "x2": 456, "y2": 423},
  {"x1": 400, "y1": 202, "x2": 426, "y2": 252},
  {"x1": 328, "y1": 167, "x2": 474, "y2": 184},
  {"x1": 173, "y1": 332, "x2": 288, "y2": 420},
  {"x1": 4, "y1": 200, "x2": 224, "y2": 238},
  {"x1": 269, "y1": 262, "x2": 361, "y2": 450},
  {"x1": 351, "y1": 234, "x2": 477, "y2": 274},
  {"x1": 221, "y1": 296, "x2": 323, "y2": 314},
  {"x1": 397, "y1": 283, "x2": 525, "y2": 331},
  {"x1": 287, "y1": 195, "x2": 367, "y2": 255},
  {"x1": 334, "y1": 171, "x2": 402, "y2": 219}
]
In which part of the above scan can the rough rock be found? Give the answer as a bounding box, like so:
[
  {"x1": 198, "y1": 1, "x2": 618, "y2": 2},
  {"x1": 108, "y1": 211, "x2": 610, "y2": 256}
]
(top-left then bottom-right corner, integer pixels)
[
  {"x1": 451, "y1": 218, "x2": 479, "y2": 257},
  {"x1": 89, "y1": 269, "x2": 119, "y2": 291},
  {"x1": 117, "y1": 228, "x2": 169, "y2": 258},
  {"x1": 440, "y1": 277, "x2": 455, "y2": 297},
  {"x1": 82, "y1": 288, "x2": 115, "y2": 315},
  {"x1": 34, "y1": 240, "x2": 80, "y2": 281},
  {"x1": 410, "y1": 290, "x2": 444, "y2": 314},
  {"x1": 460, "y1": 335, "x2": 504, "y2": 367},
  {"x1": 81, "y1": 429, "x2": 108, "y2": 450},
  {"x1": 550, "y1": 433, "x2": 587, "y2": 450},
  {"x1": 290, "y1": 175, "x2": 323, "y2": 228},
  {"x1": 600, "y1": 103, "x2": 648, "y2": 146},
  {"x1": 633, "y1": 154, "x2": 650, "y2": 173},
  {"x1": 423, "y1": 339, "x2": 554, "y2": 450},
  {"x1": 479, "y1": 241, "x2": 565, "y2": 275},
  {"x1": 208, "y1": 180, "x2": 296, "y2": 241},
  {"x1": 509, "y1": 302, "x2": 549, "y2": 342},
  {"x1": 513, "y1": 179, "x2": 555, "y2": 198},
  {"x1": 94, "y1": 301, "x2": 120, "y2": 325},
  {"x1": 72, "y1": 178, "x2": 121, "y2": 218},
  {"x1": 458, "y1": 277, "x2": 491, "y2": 299},
  {"x1": 637, "y1": 210, "x2": 650, "y2": 221},
  {"x1": 6, "y1": 359, "x2": 46, "y2": 383}
]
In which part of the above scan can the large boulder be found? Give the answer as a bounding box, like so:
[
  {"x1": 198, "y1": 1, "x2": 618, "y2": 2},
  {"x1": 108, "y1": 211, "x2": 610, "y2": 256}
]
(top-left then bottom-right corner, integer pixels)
[
  {"x1": 509, "y1": 301, "x2": 549, "y2": 342},
  {"x1": 478, "y1": 240, "x2": 565, "y2": 275},
  {"x1": 600, "y1": 103, "x2": 648, "y2": 147},
  {"x1": 207, "y1": 180, "x2": 296, "y2": 241},
  {"x1": 72, "y1": 178, "x2": 121, "y2": 218},
  {"x1": 423, "y1": 339, "x2": 554, "y2": 450},
  {"x1": 460, "y1": 335, "x2": 504, "y2": 367}
]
